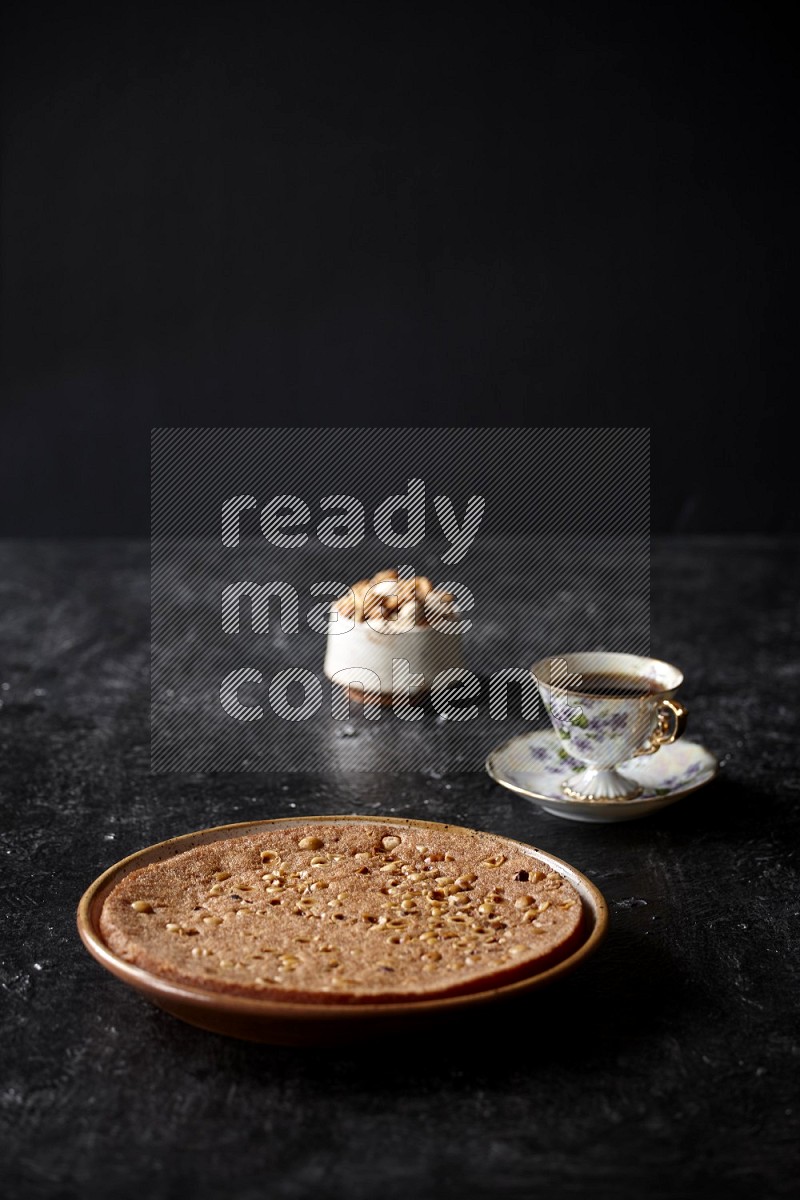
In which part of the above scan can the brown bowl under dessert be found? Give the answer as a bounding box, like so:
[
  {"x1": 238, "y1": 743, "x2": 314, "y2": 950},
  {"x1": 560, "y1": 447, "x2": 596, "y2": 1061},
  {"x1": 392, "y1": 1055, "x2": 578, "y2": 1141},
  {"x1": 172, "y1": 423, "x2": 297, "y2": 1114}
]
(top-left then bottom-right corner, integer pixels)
[{"x1": 98, "y1": 820, "x2": 585, "y2": 1005}]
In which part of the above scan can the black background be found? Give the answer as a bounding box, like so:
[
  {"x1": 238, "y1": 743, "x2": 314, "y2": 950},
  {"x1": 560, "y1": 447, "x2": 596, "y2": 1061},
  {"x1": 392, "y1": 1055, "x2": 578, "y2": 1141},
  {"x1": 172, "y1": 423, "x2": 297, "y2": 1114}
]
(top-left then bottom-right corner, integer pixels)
[
  {"x1": 1, "y1": 0, "x2": 796, "y2": 534},
  {"x1": 2, "y1": 9, "x2": 799, "y2": 1195}
]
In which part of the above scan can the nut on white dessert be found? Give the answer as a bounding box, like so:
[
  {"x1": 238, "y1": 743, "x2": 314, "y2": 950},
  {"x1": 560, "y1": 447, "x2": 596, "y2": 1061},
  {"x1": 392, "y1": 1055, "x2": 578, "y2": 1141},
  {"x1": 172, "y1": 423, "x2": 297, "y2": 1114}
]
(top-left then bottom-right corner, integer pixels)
[{"x1": 323, "y1": 569, "x2": 464, "y2": 699}]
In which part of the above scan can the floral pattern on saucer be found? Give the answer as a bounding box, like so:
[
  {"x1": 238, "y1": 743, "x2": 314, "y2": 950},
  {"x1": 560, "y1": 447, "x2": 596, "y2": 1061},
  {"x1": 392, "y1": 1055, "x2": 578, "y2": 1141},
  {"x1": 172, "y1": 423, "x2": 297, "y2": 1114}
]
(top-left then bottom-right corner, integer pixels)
[{"x1": 486, "y1": 731, "x2": 718, "y2": 823}]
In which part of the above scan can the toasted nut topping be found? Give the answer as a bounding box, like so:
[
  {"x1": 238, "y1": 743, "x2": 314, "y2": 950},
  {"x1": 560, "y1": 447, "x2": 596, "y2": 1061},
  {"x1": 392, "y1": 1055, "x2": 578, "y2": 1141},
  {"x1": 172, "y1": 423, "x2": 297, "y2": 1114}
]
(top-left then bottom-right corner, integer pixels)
[
  {"x1": 110, "y1": 822, "x2": 584, "y2": 1001},
  {"x1": 299, "y1": 836, "x2": 324, "y2": 850},
  {"x1": 336, "y1": 596, "x2": 356, "y2": 619}
]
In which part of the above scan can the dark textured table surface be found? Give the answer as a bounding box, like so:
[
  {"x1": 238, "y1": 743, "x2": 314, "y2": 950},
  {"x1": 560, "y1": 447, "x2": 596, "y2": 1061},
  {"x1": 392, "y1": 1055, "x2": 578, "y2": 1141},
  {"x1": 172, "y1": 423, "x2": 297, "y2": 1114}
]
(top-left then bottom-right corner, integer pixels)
[{"x1": 1, "y1": 537, "x2": 798, "y2": 1199}]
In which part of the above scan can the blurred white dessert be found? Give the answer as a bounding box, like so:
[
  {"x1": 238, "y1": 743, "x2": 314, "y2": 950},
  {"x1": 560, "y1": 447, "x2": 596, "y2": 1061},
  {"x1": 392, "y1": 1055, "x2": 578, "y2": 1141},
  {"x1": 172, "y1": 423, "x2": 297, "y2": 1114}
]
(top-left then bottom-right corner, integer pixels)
[{"x1": 323, "y1": 569, "x2": 464, "y2": 703}]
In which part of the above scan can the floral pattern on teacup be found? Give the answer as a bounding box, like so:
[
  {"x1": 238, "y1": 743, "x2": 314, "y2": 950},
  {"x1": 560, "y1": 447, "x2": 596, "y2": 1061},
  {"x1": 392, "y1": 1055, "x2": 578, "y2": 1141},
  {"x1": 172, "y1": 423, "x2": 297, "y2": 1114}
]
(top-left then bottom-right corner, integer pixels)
[{"x1": 541, "y1": 694, "x2": 657, "y2": 767}]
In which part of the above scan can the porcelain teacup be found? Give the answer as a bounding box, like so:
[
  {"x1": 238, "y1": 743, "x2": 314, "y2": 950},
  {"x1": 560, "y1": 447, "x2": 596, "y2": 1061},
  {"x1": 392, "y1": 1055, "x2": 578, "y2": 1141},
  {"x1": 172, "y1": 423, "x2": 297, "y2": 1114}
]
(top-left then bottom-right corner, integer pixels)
[{"x1": 530, "y1": 652, "x2": 688, "y2": 801}]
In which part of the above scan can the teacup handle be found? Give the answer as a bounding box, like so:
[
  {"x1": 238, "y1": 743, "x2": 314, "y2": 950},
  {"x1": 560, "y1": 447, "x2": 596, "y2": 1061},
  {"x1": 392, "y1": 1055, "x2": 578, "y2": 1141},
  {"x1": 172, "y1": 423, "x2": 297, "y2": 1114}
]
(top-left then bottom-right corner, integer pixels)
[{"x1": 634, "y1": 698, "x2": 688, "y2": 757}]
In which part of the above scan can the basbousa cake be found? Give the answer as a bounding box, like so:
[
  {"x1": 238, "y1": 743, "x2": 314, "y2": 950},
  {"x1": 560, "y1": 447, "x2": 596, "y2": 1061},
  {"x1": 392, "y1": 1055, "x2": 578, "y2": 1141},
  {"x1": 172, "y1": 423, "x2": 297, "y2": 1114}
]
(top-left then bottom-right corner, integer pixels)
[{"x1": 100, "y1": 822, "x2": 585, "y2": 1004}]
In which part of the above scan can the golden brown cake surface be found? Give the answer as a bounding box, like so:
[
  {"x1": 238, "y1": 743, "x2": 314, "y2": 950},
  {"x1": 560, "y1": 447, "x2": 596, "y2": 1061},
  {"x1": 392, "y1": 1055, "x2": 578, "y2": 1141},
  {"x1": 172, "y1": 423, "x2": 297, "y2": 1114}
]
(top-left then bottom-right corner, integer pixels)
[{"x1": 99, "y1": 822, "x2": 585, "y2": 1004}]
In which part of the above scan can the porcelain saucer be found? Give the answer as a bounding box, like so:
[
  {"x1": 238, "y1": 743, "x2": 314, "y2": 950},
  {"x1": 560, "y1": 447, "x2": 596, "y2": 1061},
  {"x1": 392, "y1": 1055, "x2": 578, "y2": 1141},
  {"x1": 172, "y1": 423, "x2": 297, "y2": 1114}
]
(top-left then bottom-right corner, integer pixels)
[{"x1": 486, "y1": 730, "x2": 718, "y2": 822}]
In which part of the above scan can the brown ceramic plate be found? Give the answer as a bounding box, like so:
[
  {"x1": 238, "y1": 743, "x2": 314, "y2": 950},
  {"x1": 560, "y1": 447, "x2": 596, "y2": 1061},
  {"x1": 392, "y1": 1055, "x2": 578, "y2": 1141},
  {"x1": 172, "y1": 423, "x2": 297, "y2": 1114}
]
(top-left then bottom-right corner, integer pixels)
[{"x1": 77, "y1": 815, "x2": 608, "y2": 1044}]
